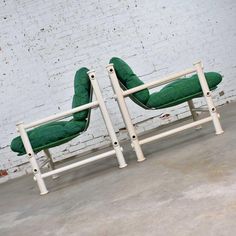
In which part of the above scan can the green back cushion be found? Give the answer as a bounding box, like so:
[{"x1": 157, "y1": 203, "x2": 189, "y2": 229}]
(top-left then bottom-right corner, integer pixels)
[
  {"x1": 146, "y1": 72, "x2": 222, "y2": 109},
  {"x1": 110, "y1": 57, "x2": 150, "y2": 105},
  {"x1": 72, "y1": 67, "x2": 91, "y2": 120}
]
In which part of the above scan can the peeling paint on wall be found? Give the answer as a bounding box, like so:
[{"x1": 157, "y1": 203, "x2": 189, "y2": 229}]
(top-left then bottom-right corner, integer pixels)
[{"x1": 0, "y1": 169, "x2": 8, "y2": 177}]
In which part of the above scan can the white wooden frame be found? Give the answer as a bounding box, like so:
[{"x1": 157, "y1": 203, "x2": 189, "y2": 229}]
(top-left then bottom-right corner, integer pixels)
[
  {"x1": 16, "y1": 70, "x2": 127, "y2": 195},
  {"x1": 106, "y1": 61, "x2": 224, "y2": 162}
]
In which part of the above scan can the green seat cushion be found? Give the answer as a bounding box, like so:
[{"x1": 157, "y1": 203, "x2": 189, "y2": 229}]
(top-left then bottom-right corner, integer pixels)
[
  {"x1": 110, "y1": 57, "x2": 150, "y2": 105},
  {"x1": 146, "y1": 72, "x2": 222, "y2": 109},
  {"x1": 11, "y1": 120, "x2": 87, "y2": 155},
  {"x1": 72, "y1": 67, "x2": 91, "y2": 121}
]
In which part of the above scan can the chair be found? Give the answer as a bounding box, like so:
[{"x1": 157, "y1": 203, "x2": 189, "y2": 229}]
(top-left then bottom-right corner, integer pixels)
[
  {"x1": 106, "y1": 57, "x2": 224, "y2": 162},
  {"x1": 11, "y1": 68, "x2": 127, "y2": 195}
]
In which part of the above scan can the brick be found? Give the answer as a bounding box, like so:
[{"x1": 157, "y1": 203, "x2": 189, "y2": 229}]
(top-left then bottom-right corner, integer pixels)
[{"x1": 1, "y1": 0, "x2": 235, "y2": 180}]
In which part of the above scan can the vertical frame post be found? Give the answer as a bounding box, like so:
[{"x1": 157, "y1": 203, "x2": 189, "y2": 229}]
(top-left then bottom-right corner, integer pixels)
[
  {"x1": 17, "y1": 123, "x2": 48, "y2": 195},
  {"x1": 106, "y1": 64, "x2": 145, "y2": 162},
  {"x1": 43, "y1": 149, "x2": 59, "y2": 179},
  {"x1": 187, "y1": 100, "x2": 198, "y2": 121},
  {"x1": 87, "y1": 70, "x2": 127, "y2": 168},
  {"x1": 194, "y1": 62, "x2": 224, "y2": 135},
  {"x1": 187, "y1": 99, "x2": 202, "y2": 129}
]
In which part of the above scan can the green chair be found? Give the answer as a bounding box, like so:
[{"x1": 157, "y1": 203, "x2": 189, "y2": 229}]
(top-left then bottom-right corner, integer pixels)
[
  {"x1": 106, "y1": 57, "x2": 224, "y2": 162},
  {"x1": 11, "y1": 68, "x2": 127, "y2": 195}
]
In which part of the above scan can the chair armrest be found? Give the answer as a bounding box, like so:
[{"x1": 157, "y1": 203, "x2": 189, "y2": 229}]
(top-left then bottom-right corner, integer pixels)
[
  {"x1": 17, "y1": 101, "x2": 99, "y2": 130},
  {"x1": 122, "y1": 66, "x2": 198, "y2": 97}
]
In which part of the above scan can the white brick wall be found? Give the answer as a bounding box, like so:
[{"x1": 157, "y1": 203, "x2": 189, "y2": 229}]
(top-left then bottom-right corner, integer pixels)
[{"x1": 1, "y1": 0, "x2": 236, "y2": 181}]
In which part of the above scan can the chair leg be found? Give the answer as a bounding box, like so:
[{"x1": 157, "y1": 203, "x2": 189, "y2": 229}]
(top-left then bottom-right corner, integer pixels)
[
  {"x1": 106, "y1": 65, "x2": 145, "y2": 162},
  {"x1": 187, "y1": 99, "x2": 202, "y2": 129},
  {"x1": 194, "y1": 62, "x2": 224, "y2": 135},
  {"x1": 87, "y1": 71, "x2": 127, "y2": 168},
  {"x1": 43, "y1": 149, "x2": 59, "y2": 179},
  {"x1": 17, "y1": 123, "x2": 49, "y2": 195}
]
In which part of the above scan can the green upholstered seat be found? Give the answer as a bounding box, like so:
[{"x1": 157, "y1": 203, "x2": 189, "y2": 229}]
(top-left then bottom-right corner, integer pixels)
[
  {"x1": 146, "y1": 72, "x2": 222, "y2": 109},
  {"x1": 11, "y1": 120, "x2": 87, "y2": 155},
  {"x1": 11, "y1": 67, "x2": 92, "y2": 156},
  {"x1": 110, "y1": 57, "x2": 222, "y2": 109}
]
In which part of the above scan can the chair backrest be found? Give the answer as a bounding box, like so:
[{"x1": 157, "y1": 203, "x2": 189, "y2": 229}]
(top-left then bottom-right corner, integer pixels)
[
  {"x1": 72, "y1": 67, "x2": 93, "y2": 129},
  {"x1": 110, "y1": 57, "x2": 151, "y2": 109}
]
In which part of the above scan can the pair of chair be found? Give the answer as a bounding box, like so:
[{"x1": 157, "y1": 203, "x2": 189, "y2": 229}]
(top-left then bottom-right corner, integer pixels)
[{"x1": 11, "y1": 58, "x2": 224, "y2": 195}]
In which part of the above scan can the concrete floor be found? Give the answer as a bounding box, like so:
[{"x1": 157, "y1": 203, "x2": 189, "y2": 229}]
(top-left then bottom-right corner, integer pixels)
[{"x1": 1, "y1": 102, "x2": 236, "y2": 236}]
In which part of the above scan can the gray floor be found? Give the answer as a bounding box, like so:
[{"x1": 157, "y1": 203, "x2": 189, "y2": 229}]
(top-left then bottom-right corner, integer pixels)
[{"x1": 1, "y1": 102, "x2": 236, "y2": 236}]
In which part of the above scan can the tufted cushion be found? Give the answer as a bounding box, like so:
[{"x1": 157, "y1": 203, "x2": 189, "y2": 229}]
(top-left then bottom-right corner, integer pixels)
[
  {"x1": 110, "y1": 57, "x2": 150, "y2": 105},
  {"x1": 72, "y1": 67, "x2": 91, "y2": 120},
  {"x1": 11, "y1": 67, "x2": 92, "y2": 155},
  {"x1": 146, "y1": 72, "x2": 222, "y2": 109},
  {"x1": 110, "y1": 57, "x2": 222, "y2": 110},
  {"x1": 11, "y1": 120, "x2": 87, "y2": 155}
]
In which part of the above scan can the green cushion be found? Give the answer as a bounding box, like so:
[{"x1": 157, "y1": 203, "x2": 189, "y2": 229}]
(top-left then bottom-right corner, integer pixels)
[
  {"x1": 110, "y1": 57, "x2": 150, "y2": 104},
  {"x1": 72, "y1": 67, "x2": 91, "y2": 121},
  {"x1": 146, "y1": 72, "x2": 222, "y2": 109},
  {"x1": 11, "y1": 67, "x2": 92, "y2": 155},
  {"x1": 11, "y1": 120, "x2": 87, "y2": 155}
]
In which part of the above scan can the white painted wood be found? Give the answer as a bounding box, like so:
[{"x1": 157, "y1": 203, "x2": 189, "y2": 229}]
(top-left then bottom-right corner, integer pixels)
[
  {"x1": 107, "y1": 61, "x2": 224, "y2": 162},
  {"x1": 107, "y1": 65, "x2": 146, "y2": 162},
  {"x1": 15, "y1": 70, "x2": 127, "y2": 195}
]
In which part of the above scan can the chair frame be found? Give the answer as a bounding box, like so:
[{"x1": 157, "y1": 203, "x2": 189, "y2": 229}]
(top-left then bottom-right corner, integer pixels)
[
  {"x1": 16, "y1": 70, "x2": 127, "y2": 195},
  {"x1": 106, "y1": 61, "x2": 224, "y2": 162}
]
